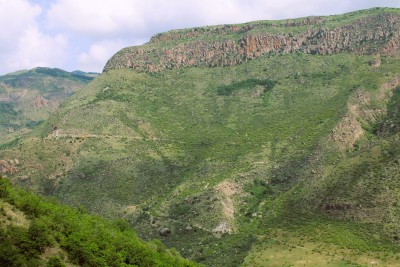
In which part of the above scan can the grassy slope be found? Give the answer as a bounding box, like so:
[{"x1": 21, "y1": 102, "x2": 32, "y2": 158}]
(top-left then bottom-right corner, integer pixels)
[
  {"x1": 0, "y1": 68, "x2": 96, "y2": 145},
  {"x1": 2, "y1": 51, "x2": 400, "y2": 266},
  {"x1": 0, "y1": 177, "x2": 197, "y2": 267}
]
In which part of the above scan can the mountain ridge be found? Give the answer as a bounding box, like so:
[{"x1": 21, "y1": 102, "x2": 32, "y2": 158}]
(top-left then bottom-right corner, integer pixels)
[{"x1": 104, "y1": 7, "x2": 400, "y2": 72}]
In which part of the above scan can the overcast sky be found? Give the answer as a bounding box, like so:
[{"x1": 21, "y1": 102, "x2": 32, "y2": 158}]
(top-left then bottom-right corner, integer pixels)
[{"x1": 1, "y1": 0, "x2": 399, "y2": 74}]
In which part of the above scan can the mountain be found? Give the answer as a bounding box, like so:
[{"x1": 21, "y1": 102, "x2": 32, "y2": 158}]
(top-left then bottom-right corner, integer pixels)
[
  {"x1": 2, "y1": 7, "x2": 400, "y2": 266},
  {"x1": 0, "y1": 177, "x2": 197, "y2": 266},
  {"x1": 0, "y1": 67, "x2": 98, "y2": 146}
]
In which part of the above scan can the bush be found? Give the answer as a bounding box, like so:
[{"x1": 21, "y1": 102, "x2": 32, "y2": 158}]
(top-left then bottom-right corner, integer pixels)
[{"x1": 46, "y1": 257, "x2": 65, "y2": 267}]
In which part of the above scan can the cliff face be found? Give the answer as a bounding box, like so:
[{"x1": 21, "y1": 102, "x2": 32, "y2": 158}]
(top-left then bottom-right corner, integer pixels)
[{"x1": 104, "y1": 10, "x2": 400, "y2": 72}]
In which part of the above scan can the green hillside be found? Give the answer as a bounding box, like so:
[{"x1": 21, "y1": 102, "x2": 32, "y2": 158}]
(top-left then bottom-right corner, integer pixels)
[
  {"x1": 0, "y1": 67, "x2": 97, "y2": 145},
  {"x1": 0, "y1": 177, "x2": 197, "y2": 267},
  {"x1": 2, "y1": 8, "x2": 400, "y2": 266}
]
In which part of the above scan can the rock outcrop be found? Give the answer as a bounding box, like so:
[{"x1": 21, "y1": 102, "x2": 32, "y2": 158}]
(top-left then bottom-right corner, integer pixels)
[
  {"x1": 104, "y1": 10, "x2": 400, "y2": 73},
  {"x1": 32, "y1": 96, "x2": 51, "y2": 109},
  {"x1": 0, "y1": 160, "x2": 18, "y2": 175}
]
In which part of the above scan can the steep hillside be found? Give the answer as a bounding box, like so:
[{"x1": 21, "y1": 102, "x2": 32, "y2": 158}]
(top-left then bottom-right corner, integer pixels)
[
  {"x1": 0, "y1": 177, "x2": 197, "y2": 266},
  {"x1": 2, "y1": 8, "x2": 400, "y2": 266},
  {"x1": 0, "y1": 68, "x2": 97, "y2": 145}
]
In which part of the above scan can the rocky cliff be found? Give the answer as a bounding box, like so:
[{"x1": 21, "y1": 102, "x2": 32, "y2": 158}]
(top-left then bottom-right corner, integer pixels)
[{"x1": 104, "y1": 9, "x2": 400, "y2": 72}]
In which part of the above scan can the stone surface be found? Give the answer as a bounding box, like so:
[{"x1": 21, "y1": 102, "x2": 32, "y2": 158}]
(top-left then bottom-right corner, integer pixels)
[{"x1": 158, "y1": 227, "x2": 171, "y2": 236}]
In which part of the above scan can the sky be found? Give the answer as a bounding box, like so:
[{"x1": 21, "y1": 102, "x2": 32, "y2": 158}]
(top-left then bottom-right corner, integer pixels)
[{"x1": 1, "y1": 0, "x2": 399, "y2": 74}]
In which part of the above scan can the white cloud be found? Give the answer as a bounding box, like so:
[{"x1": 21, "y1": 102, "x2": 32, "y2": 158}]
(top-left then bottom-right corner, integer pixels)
[
  {"x1": 47, "y1": 0, "x2": 145, "y2": 38},
  {"x1": 0, "y1": 0, "x2": 41, "y2": 73},
  {"x1": 0, "y1": 0, "x2": 41, "y2": 49},
  {"x1": 6, "y1": 26, "x2": 68, "y2": 71},
  {"x1": 46, "y1": 0, "x2": 259, "y2": 40},
  {"x1": 77, "y1": 41, "x2": 126, "y2": 72},
  {"x1": 0, "y1": 0, "x2": 69, "y2": 73}
]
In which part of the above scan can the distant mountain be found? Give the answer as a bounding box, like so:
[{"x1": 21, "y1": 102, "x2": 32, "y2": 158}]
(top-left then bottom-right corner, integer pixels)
[
  {"x1": 0, "y1": 67, "x2": 98, "y2": 145},
  {"x1": 2, "y1": 8, "x2": 400, "y2": 266}
]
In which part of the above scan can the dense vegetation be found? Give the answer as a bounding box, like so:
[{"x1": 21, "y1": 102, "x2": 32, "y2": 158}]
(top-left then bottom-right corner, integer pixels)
[{"x1": 0, "y1": 177, "x2": 197, "y2": 267}]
